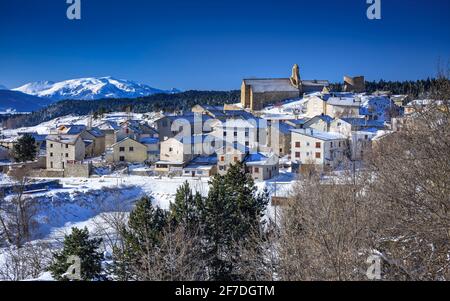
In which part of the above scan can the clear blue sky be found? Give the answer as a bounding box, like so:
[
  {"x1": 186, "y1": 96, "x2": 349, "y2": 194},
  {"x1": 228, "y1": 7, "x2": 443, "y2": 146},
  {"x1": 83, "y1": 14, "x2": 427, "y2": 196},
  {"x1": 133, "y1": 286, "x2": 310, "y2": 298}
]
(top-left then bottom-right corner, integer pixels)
[{"x1": 0, "y1": 0, "x2": 449, "y2": 90}]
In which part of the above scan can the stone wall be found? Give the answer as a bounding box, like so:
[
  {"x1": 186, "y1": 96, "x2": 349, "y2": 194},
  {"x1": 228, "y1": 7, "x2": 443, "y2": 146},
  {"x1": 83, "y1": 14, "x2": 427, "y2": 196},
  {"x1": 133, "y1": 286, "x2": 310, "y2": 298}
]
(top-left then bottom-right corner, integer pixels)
[
  {"x1": 64, "y1": 162, "x2": 92, "y2": 178},
  {"x1": 251, "y1": 91, "x2": 300, "y2": 111}
]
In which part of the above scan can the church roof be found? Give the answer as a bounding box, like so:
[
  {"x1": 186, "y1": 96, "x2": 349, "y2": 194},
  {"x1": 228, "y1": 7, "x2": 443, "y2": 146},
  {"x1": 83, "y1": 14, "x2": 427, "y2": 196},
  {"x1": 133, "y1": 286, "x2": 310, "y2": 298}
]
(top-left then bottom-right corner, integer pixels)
[
  {"x1": 243, "y1": 78, "x2": 329, "y2": 93},
  {"x1": 243, "y1": 78, "x2": 299, "y2": 93}
]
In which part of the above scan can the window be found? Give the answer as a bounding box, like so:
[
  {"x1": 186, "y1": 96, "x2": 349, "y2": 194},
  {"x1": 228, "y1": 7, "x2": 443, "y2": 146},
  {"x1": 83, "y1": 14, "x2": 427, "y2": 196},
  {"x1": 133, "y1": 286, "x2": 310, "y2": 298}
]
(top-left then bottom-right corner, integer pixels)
[
  {"x1": 306, "y1": 142, "x2": 310, "y2": 146},
  {"x1": 254, "y1": 167, "x2": 259, "y2": 173},
  {"x1": 279, "y1": 148, "x2": 283, "y2": 153},
  {"x1": 50, "y1": 152, "x2": 53, "y2": 157},
  {"x1": 65, "y1": 144, "x2": 68, "y2": 149},
  {"x1": 65, "y1": 153, "x2": 69, "y2": 158},
  {"x1": 315, "y1": 152, "x2": 321, "y2": 159},
  {"x1": 245, "y1": 141, "x2": 249, "y2": 147},
  {"x1": 169, "y1": 147, "x2": 173, "y2": 152},
  {"x1": 330, "y1": 142, "x2": 333, "y2": 147},
  {"x1": 365, "y1": 135, "x2": 368, "y2": 140},
  {"x1": 234, "y1": 131, "x2": 238, "y2": 137},
  {"x1": 50, "y1": 143, "x2": 53, "y2": 148},
  {"x1": 220, "y1": 156, "x2": 225, "y2": 162},
  {"x1": 295, "y1": 152, "x2": 300, "y2": 158},
  {"x1": 339, "y1": 142, "x2": 341, "y2": 147},
  {"x1": 119, "y1": 147, "x2": 125, "y2": 152},
  {"x1": 50, "y1": 162, "x2": 53, "y2": 169},
  {"x1": 245, "y1": 131, "x2": 249, "y2": 137},
  {"x1": 129, "y1": 147, "x2": 134, "y2": 152},
  {"x1": 119, "y1": 156, "x2": 125, "y2": 162},
  {"x1": 295, "y1": 142, "x2": 300, "y2": 148},
  {"x1": 223, "y1": 131, "x2": 227, "y2": 137},
  {"x1": 316, "y1": 142, "x2": 321, "y2": 148}
]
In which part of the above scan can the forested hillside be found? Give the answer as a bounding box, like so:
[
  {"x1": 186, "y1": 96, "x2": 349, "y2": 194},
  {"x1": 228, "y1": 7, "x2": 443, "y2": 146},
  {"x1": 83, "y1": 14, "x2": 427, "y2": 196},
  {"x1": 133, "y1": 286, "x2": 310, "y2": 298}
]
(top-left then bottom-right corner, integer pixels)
[{"x1": 2, "y1": 90, "x2": 240, "y2": 129}]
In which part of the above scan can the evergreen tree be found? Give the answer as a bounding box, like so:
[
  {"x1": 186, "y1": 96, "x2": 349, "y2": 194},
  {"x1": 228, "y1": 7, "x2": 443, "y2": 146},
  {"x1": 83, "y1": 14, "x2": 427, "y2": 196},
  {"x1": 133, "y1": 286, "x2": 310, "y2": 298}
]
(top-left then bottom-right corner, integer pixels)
[
  {"x1": 12, "y1": 134, "x2": 36, "y2": 162},
  {"x1": 113, "y1": 196, "x2": 168, "y2": 280},
  {"x1": 48, "y1": 227, "x2": 104, "y2": 281},
  {"x1": 169, "y1": 181, "x2": 203, "y2": 232},
  {"x1": 201, "y1": 162, "x2": 269, "y2": 280}
]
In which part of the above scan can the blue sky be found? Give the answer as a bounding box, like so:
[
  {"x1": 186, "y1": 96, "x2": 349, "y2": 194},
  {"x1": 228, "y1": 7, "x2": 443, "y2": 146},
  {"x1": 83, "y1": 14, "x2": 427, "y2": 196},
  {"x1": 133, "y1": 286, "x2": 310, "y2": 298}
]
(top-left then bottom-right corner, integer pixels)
[{"x1": 0, "y1": 0, "x2": 449, "y2": 90}]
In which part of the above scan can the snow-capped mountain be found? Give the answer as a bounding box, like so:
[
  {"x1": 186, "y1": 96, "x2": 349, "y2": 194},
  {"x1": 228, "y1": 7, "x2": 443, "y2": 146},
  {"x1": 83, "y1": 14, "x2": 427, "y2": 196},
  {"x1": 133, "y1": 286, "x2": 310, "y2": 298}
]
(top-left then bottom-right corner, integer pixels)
[{"x1": 12, "y1": 77, "x2": 179, "y2": 101}]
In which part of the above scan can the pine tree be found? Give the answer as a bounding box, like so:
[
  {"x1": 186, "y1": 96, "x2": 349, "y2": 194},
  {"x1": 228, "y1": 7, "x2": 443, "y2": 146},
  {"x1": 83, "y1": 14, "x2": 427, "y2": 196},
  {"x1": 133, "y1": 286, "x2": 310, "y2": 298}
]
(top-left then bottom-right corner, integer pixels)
[
  {"x1": 48, "y1": 227, "x2": 104, "y2": 281},
  {"x1": 201, "y1": 162, "x2": 269, "y2": 280},
  {"x1": 169, "y1": 181, "x2": 203, "y2": 232},
  {"x1": 12, "y1": 134, "x2": 36, "y2": 162},
  {"x1": 113, "y1": 196, "x2": 168, "y2": 280}
]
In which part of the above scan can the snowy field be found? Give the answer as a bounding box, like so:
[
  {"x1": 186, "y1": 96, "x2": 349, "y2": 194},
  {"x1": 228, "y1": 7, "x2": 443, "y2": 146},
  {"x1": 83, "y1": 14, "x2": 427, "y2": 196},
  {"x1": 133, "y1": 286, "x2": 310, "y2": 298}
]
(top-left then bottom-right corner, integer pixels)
[{"x1": 0, "y1": 170, "x2": 296, "y2": 252}]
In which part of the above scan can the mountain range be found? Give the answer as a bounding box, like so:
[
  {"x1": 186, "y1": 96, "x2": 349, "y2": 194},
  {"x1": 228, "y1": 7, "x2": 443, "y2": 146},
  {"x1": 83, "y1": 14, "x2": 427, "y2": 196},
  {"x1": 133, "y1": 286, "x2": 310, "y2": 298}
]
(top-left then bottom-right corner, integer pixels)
[
  {"x1": 12, "y1": 76, "x2": 179, "y2": 101},
  {"x1": 0, "y1": 77, "x2": 180, "y2": 112}
]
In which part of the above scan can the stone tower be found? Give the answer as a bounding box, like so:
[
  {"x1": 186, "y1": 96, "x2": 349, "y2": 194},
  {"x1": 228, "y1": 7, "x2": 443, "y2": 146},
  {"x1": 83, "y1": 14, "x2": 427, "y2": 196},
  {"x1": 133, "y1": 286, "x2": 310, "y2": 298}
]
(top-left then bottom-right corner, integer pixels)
[{"x1": 290, "y1": 64, "x2": 301, "y2": 88}]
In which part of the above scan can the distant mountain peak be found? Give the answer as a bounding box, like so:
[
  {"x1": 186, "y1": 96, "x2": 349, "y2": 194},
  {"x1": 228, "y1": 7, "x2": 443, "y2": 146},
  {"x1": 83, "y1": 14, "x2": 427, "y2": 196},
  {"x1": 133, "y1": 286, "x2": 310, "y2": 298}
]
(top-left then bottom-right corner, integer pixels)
[{"x1": 12, "y1": 77, "x2": 179, "y2": 101}]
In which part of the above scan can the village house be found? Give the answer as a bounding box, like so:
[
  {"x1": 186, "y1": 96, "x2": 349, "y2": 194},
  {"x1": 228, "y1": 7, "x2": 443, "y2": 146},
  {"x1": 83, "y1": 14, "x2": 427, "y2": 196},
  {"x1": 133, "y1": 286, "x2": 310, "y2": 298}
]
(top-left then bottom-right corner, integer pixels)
[
  {"x1": 359, "y1": 95, "x2": 397, "y2": 122},
  {"x1": 182, "y1": 155, "x2": 218, "y2": 178},
  {"x1": 155, "y1": 134, "x2": 215, "y2": 174},
  {"x1": 303, "y1": 114, "x2": 334, "y2": 132},
  {"x1": 106, "y1": 137, "x2": 148, "y2": 163},
  {"x1": 216, "y1": 144, "x2": 249, "y2": 175},
  {"x1": 139, "y1": 137, "x2": 160, "y2": 163},
  {"x1": 241, "y1": 64, "x2": 329, "y2": 111},
  {"x1": 291, "y1": 128, "x2": 348, "y2": 170},
  {"x1": 244, "y1": 152, "x2": 279, "y2": 181},
  {"x1": 46, "y1": 134, "x2": 85, "y2": 171},
  {"x1": 0, "y1": 132, "x2": 47, "y2": 158},
  {"x1": 155, "y1": 113, "x2": 213, "y2": 142},
  {"x1": 211, "y1": 118, "x2": 263, "y2": 153},
  {"x1": 97, "y1": 120, "x2": 121, "y2": 148},
  {"x1": 56, "y1": 124, "x2": 105, "y2": 157},
  {"x1": 116, "y1": 120, "x2": 159, "y2": 142},
  {"x1": 266, "y1": 121, "x2": 294, "y2": 157},
  {"x1": 305, "y1": 93, "x2": 361, "y2": 118}
]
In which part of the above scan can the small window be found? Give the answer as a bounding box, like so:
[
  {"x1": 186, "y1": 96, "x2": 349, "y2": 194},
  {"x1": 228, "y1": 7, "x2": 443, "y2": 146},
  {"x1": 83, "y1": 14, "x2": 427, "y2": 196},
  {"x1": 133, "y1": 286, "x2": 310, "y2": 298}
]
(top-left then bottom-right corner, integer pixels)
[
  {"x1": 50, "y1": 152, "x2": 53, "y2": 157},
  {"x1": 316, "y1": 142, "x2": 321, "y2": 148},
  {"x1": 119, "y1": 147, "x2": 125, "y2": 152},
  {"x1": 330, "y1": 142, "x2": 333, "y2": 147},
  {"x1": 295, "y1": 142, "x2": 300, "y2": 148},
  {"x1": 245, "y1": 141, "x2": 249, "y2": 147},
  {"x1": 365, "y1": 135, "x2": 368, "y2": 140},
  {"x1": 119, "y1": 156, "x2": 125, "y2": 162},
  {"x1": 220, "y1": 156, "x2": 225, "y2": 162},
  {"x1": 339, "y1": 142, "x2": 341, "y2": 147},
  {"x1": 315, "y1": 152, "x2": 321, "y2": 159},
  {"x1": 65, "y1": 153, "x2": 69, "y2": 158},
  {"x1": 66, "y1": 144, "x2": 69, "y2": 149},
  {"x1": 50, "y1": 162, "x2": 53, "y2": 168},
  {"x1": 50, "y1": 143, "x2": 53, "y2": 148},
  {"x1": 295, "y1": 152, "x2": 300, "y2": 158},
  {"x1": 129, "y1": 147, "x2": 134, "y2": 152},
  {"x1": 234, "y1": 131, "x2": 238, "y2": 137},
  {"x1": 223, "y1": 131, "x2": 227, "y2": 137},
  {"x1": 306, "y1": 142, "x2": 310, "y2": 146},
  {"x1": 245, "y1": 132, "x2": 249, "y2": 137},
  {"x1": 169, "y1": 147, "x2": 173, "y2": 152},
  {"x1": 254, "y1": 167, "x2": 259, "y2": 173}
]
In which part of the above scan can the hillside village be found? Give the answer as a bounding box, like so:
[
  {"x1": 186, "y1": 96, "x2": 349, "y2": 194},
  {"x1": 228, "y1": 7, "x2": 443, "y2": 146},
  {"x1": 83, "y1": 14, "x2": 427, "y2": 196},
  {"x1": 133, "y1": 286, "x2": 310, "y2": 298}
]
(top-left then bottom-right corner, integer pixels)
[
  {"x1": 0, "y1": 64, "x2": 448, "y2": 282},
  {"x1": 0, "y1": 65, "x2": 426, "y2": 184}
]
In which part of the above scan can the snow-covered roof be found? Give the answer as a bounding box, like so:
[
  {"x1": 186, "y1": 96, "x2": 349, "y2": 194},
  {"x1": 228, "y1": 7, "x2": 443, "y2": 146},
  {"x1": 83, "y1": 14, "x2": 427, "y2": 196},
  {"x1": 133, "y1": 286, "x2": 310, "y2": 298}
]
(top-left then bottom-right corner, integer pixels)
[
  {"x1": 46, "y1": 134, "x2": 80, "y2": 145},
  {"x1": 244, "y1": 152, "x2": 278, "y2": 166},
  {"x1": 291, "y1": 128, "x2": 347, "y2": 141},
  {"x1": 326, "y1": 97, "x2": 361, "y2": 107},
  {"x1": 243, "y1": 78, "x2": 299, "y2": 93}
]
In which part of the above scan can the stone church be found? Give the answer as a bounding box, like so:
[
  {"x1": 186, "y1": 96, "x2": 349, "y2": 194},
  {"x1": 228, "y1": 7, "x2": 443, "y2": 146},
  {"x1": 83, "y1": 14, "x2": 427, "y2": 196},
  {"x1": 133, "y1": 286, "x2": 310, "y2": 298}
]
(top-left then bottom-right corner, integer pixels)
[{"x1": 241, "y1": 64, "x2": 329, "y2": 111}]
